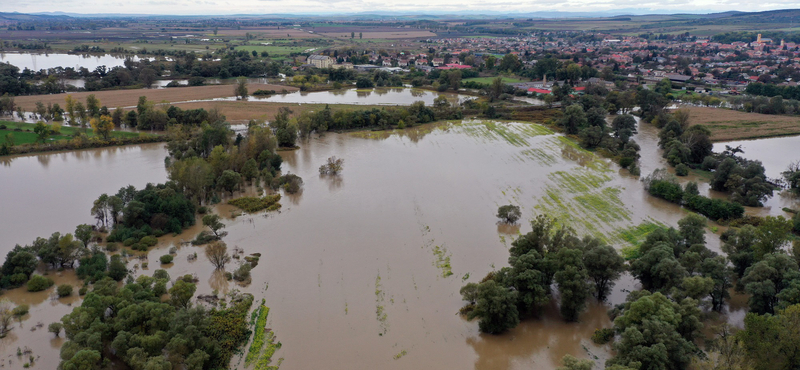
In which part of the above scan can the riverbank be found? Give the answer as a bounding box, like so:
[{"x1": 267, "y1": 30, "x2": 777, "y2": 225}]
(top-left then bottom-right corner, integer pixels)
[
  {"x1": 1, "y1": 132, "x2": 167, "y2": 156},
  {"x1": 13, "y1": 83, "x2": 299, "y2": 111},
  {"x1": 685, "y1": 106, "x2": 800, "y2": 141}
]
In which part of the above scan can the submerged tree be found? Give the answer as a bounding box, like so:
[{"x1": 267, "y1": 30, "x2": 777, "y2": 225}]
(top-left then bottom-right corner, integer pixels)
[
  {"x1": 206, "y1": 241, "x2": 231, "y2": 270},
  {"x1": 496, "y1": 205, "x2": 521, "y2": 224},
  {"x1": 319, "y1": 156, "x2": 344, "y2": 175}
]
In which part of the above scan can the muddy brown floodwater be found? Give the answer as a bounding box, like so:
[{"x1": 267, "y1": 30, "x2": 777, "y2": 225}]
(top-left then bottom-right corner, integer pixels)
[{"x1": 1, "y1": 119, "x2": 797, "y2": 370}]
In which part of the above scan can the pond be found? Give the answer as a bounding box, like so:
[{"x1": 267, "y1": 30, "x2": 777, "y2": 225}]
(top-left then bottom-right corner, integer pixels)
[
  {"x1": 0, "y1": 52, "x2": 155, "y2": 71},
  {"x1": 191, "y1": 87, "x2": 472, "y2": 106},
  {"x1": 0, "y1": 119, "x2": 785, "y2": 370}
]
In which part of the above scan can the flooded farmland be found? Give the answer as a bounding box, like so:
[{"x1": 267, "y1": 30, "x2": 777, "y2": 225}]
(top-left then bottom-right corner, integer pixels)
[
  {"x1": 192, "y1": 87, "x2": 470, "y2": 106},
  {"x1": 0, "y1": 119, "x2": 797, "y2": 370}
]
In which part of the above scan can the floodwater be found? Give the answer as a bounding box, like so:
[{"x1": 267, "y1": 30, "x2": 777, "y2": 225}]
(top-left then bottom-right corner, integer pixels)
[
  {"x1": 0, "y1": 119, "x2": 789, "y2": 370},
  {"x1": 0, "y1": 52, "x2": 153, "y2": 71},
  {"x1": 0, "y1": 143, "x2": 169, "y2": 247},
  {"x1": 713, "y1": 135, "x2": 800, "y2": 180},
  {"x1": 193, "y1": 87, "x2": 470, "y2": 106}
]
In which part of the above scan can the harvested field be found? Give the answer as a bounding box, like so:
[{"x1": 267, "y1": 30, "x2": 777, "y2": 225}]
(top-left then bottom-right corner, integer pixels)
[
  {"x1": 685, "y1": 106, "x2": 800, "y2": 141},
  {"x1": 14, "y1": 84, "x2": 298, "y2": 111},
  {"x1": 219, "y1": 28, "x2": 318, "y2": 38},
  {"x1": 320, "y1": 30, "x2": 437, "y2": 39}
]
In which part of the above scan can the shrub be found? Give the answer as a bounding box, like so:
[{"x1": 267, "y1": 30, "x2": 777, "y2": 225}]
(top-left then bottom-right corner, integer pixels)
[
  {"x1": 192, "y1": 231, "x2": 218, "y2": 245},
  {"x1": 105, "y1": 242, "x2": 119, "y2": 252},
  {"x1": 160, "y1": 255, "x2": 174, "y2": 264},
  {"x1": 675, "y1": 163, "x2": 689, "y2": 176},
  {"x1": 123, "y1": 238, "x2": 137, "y2": 246},
  {"x1": 26, "y1": 275, "x2": 54, "y2": 292},
  {"x1": 79, "y1": 286, "x2": 88, "y2": 296},
  {"x1": 227, "y1": 194, "x2": 282, "y2": 213},
  {"x1": 140, "y1": 235, "x2": 158, "y2": 247},
  {"x1": 56, "y1": 284, "x2": 73, "y2": 297},
  {"x1": 592, "y1": 328, "x2": 615, "y2": 344},
  {"x1": 153, "y1": 269, "x2": 170, "y2": 280},
  {"x1": 619, "y1": 156, "x2": 634, "y2": 169},
  {"x1": 648, "y1": 179, "x2": 684, "y2": 203},
  {"x1": 233, "y1": 263, "x2": 252, "y2": 282},
  {"x1": 12, "y1": 304, "x2": 29, "y2": 317}
]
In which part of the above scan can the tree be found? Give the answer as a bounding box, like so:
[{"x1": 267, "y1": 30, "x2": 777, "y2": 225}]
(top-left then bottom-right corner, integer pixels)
[
  {"x1": 582, "y1": 240, "x2": 625, "y2": 300},
  {"x1": 608, "y1": 291, "x2": 698, "y2": 370},
  {"x1": 169, "y1": 279, "x2": 196, "y2": 308},
  {"x1": 611, "y1": 114, "x2": 637, "y2": 137},
  {"x1": 140, "y1": 68, "x2": 157, "y2": 88},
  {"x1": 65, "y1": 94, "x2": 77, "y2": 125},
  {"x1": 108, "y1": 255, "x2": 127, "y2": 281},
  {"x1": 217, "y1": 170, "x2": 241, "y2": 195},
  {"x1": 0, "y1": 299, "x2": 13, "y2": 338},
  {"x1": 496, "y1": 205, "x2": 521, "y2": 224},
  {"x1": 74, "y1": 224, "x2": 93, "y2": 248},
  {"x1": 202, "y1": 214, "x2": 227, "y2": 239},
  {"x1": 466, "y1": 280, "x2": 519, "y2": 334},
  {"x1": 559, "y1": 104, "x2": 587, "y2": 135},
  {"x1": 738, "y1": 304, "x2": 800, "y2": 370},
  {"x1": 234, "y1": 77, "x2": 248, "y2": 100},
  {"x1": 85, "y1": 94, "x2": 100, "y2": 118},
  {"x1": 33, "y1": 121, "x2": 50, "y2": 143},
  {"x1": 48, "y1": 322, "x2": 63, "y2": 337},
  {"x1": 90, "y1": 115, "x2": 114, "y2": 140},
  {"x1": 630, "y1": 243, "x2": 687, "y2": 292},
  {"x1": 271, "y1": 107, "x2": 298, "y2": 147},
  {"x1": 319, "y1": 156, "x2": 344, "y2": 175},
  {"x1": 753, "y1": 216, "x2": 793, "y2": 259},
  {"x1": 554, "y1": 248, "x2": 590, "y2": 322},
  {"x1": 741, "y1": 253, "x2": 800, "y2": 314},
  {"x1": 206, "y1": 241, "x2": 231, "y2": 269}
]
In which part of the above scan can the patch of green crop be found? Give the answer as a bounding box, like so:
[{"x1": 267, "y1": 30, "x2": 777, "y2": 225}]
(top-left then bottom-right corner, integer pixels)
[
  {"x1": 375, "y1": 273, "x2": 388, "y2": 335},
  {"x1": 614, "y1": 220, "x2": 667, "y2": 260},
  {"x1": 520, "y1": 148, "x2": 558, "y2": 166},
  {"x1": 432, "y1": 245, "x2": 454, "y2": 278},
  {"x1": 455, "y1": 120, "x2": 553, "y2": 147},
  {"x1": 245, "y1": 304, "x2": 282, "y2": 370},
  {"x1": 393, "y1": 350, "x2": 408, "y2": 360},
  {"x1": 228, "y1": 195, "x2": 282, "y2": 213}
]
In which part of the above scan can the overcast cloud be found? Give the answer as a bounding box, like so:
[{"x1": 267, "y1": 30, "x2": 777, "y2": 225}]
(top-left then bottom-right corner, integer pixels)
[{"x1": 6, "y1": 0, "x2": 799, "y2": 15}]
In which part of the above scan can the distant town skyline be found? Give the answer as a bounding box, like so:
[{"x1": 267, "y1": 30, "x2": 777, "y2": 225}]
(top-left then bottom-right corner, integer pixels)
[{"x1": 5, "y1": 0, "x2": 800, "y2": 16}]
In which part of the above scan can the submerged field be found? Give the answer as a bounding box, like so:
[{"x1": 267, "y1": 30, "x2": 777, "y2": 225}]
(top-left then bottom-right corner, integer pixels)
[
  {"x1": 0, "y1": 120, "x2": 144, "y2": 145},
  {"x1": 2, "y1": 119, "x2": 782, "y2": 370}
]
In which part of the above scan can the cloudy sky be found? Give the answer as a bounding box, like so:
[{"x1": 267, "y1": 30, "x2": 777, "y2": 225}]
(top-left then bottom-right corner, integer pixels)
[{"x1": 6, "y1": 0, "x2": 800, "y2": 15}]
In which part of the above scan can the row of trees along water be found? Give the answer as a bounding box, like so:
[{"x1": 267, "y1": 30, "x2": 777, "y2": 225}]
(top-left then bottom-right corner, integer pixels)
[{"x1": 465, "y1": 212, "x2": 800, "y2": 370}]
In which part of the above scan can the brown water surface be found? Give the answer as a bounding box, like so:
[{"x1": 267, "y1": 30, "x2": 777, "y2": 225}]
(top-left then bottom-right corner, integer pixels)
[{"x1": 2, "y1": 119, "x2": 790, "y2": 370}]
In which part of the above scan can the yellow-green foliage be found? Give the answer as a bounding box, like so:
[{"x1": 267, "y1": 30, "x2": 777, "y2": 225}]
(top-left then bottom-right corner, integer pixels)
[
  {"x1": 228, "y1": 194, "x2": 282, "y2": 213},
  {"x1": 432, "y1": 245, "x2": 454, "y2": 278},
  {"x1": 246, "y1": 304, "x2": 283, "y2": 370},
  {"x1": 615, "y1": 221, "x2": 667, "y2": 259},
  {"x1": 375, "y1": 273, "x2": 388, "y2": 335},
  {"x1": 456, "y1": 120, "x2": 553, "y2": 147},
  {"x1": 393, "y1": 350, "x2": 408, "y2": 360}
]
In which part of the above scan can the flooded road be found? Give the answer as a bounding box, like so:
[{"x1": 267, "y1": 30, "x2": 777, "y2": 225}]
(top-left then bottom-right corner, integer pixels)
[{"x1": 0, "y1": 119, "x2": 791, "y2": 370}]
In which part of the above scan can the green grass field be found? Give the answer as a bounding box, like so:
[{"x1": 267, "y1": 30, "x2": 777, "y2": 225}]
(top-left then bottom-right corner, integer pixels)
[
  {"x1": 0, "y1": 121, "x2": 143, "y2": 146},
  {"x1": 463, "y1": 77, "x2": 525, "y2": 84}
]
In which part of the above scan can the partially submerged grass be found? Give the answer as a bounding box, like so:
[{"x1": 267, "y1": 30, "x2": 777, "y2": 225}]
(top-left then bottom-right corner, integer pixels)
[
  {"x1": 375, "y1": 273, "x2": 388, "y2": 335},
  {"x1": 246, "y1": 303, "x2": 283, "y2": 370},
  {"x1": 455, "y1": 120, "x2": 554, "y2": 147},
  {"x1": 432, "y1": 245, "x2": 454, "y2": 278},
  {"x1": 228, "y1": 194, "x2": 281, "y2": 213},
  {"x1": 614, "y1": 220, "x2": 668, "y2": 260}
]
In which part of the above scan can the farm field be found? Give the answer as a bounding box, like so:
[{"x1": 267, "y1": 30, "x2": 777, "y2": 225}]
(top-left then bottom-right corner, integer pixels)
[
  {"x1": 13, "y1": 84, "x2": 299, "y2": 111},
  {"x1": 685, "y1": 106, "x2": 800, "y2": 141},
  {"x1": 464, "y1": 76, "x2": 525, "y2": 84}
]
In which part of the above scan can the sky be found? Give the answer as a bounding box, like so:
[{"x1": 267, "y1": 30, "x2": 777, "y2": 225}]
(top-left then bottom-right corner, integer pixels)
[{"x1": 5, "y1": 0, "x2": 800, "y2": 16}]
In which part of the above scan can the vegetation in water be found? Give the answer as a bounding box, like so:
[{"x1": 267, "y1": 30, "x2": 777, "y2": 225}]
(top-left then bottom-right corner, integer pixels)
[
  {"x1": 432, "y1": 245, "x2": 454, "y2": 278},
  {"x1": 228, "y1": 194, "x2": 282, "y2": 213}
]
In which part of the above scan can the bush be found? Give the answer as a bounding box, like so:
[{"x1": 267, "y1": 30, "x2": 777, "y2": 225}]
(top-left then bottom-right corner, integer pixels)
[
  {"x1": 233, "y1": 263, "x2": 253, "y2": 282},
  {"x1": 79, "y1": 286, "x2": 88, "y2": 296},
  {"x1": 160, "y1": 255, "x2": 174, "y2": 264},
  {"x1": 592, "y1": 328, "x2": 614, "y2": 344},
  {"x1": 26, "y1": 275, "x2": 54, "y2": 292},
  {"x1": 140, "y1": 235, "x2": 158, "y2": 247},
  {"x1": 619, "y1": 156, "x2": 634, "y2": 169},
  {"x1": 12, "y1": 304, "x2": 29, "y2": 317},
  {"x1": 227, "y1": 194, "x2": 282, "y2": 213},
  {"x1": 123, "y1": 238, "x2": 137, "y2": 246},
  {"x1": 105, "y1": 242, "x2": 119, "y2": 252},
  {"x1": 57, "y1": 284, "x2": 73, "y2": 297},
  {"x1": 192, "y1": 231, "x2": 218, "y2": 245},
  {"x1": 675, "y1": 163, "x2": 689, "y2": 176},
  {"x1": 647, "y1": 179, "x2": 684, "y2": 203},
  {"x1": 153, "y1": 269, "x2": 170, "y2": 280}
]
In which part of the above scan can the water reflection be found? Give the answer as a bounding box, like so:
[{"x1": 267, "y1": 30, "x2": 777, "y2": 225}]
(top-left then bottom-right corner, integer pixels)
[
  {"x1": 320, "y1": 174, "x2": 344, "y2": 192},
  {"x1": 496, "y1": 223, "x2": 520, "y2": 235},
  {"x1": 467, "y1": 300, "x2": 611, "y2": 370}
]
